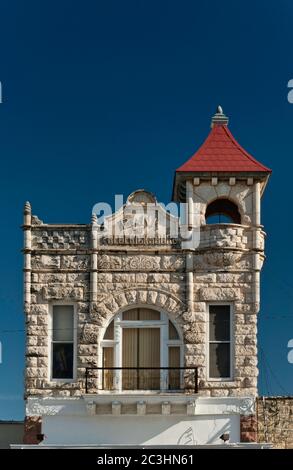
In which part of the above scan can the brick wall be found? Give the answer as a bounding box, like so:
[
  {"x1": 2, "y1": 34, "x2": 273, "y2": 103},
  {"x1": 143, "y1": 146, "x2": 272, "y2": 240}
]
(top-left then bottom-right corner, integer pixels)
[{"x1": 23, "y1": 416, "x2": 42, "y2": 444}]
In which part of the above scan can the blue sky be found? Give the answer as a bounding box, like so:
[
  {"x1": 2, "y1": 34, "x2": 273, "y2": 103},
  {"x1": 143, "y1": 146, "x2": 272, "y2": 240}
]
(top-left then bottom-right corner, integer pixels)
[{"x1": 0, "y1": 0, "x2": 292, "y2": 419}]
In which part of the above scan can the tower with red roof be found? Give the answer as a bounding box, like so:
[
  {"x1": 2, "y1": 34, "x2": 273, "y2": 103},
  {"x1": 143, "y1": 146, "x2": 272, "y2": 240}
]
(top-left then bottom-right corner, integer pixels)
[{"x1": 172, "y1": 107, "x2": 271, "y2": 443}]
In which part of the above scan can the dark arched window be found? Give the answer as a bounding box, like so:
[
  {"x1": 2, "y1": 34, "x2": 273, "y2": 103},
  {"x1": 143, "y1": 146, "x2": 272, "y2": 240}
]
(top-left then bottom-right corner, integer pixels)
[{"x1": 205, "y1": 199, "x2": 241, "y2": 224}]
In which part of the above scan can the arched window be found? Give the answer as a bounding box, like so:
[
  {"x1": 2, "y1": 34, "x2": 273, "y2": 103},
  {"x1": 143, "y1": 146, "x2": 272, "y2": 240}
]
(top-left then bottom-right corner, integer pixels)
[
  {"x1": 101, "y1": 308, "x2": 182, "y2": 392},
  {"x1": 205, "y1": 199, "x2": 241, "y2": 224}
]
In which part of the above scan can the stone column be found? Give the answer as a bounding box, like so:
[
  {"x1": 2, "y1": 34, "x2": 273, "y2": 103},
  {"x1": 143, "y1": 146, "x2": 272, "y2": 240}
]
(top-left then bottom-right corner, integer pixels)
[
  {"x1": 252, "y1": 181, "x2": 262, "y2": 248},
  {"x1": 252, "y1": 253, "x2": 261, "y2": 309},
  {"x1": 186, "y1": 252, "x2": 193, "y2": 313},
  {"x1": 186, "y1": 180, "x2": 194, "y2": 230},
  {"x1": 184, "y1": 180, "x2": 194, "y2": 314},
  {"x1": 253, "y1": 181, "x2": 261, "y2": 226},
  {"x1": 23, "y1": 202, "x2": 32, "y2": 313},
  {"x1": 90, "y1": 214, "x2": 98, "y2": 303},
  {"x1": 252, "y1": 181, "x2": 261, "y2": 313}
]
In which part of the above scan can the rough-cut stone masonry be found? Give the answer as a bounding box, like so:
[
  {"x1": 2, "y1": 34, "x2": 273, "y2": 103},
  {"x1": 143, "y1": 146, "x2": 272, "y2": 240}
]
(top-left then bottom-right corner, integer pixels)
[
  {"x1": 23, "y1": 178, "x2": 266, "y2": 401},
  {"x1": 257, "y1": 397, "x2": 293, "y2": 448}
]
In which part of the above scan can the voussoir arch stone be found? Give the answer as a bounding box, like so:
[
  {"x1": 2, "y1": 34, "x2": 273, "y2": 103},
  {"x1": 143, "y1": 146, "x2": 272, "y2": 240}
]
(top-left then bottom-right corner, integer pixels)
[{"x1": 90, "y1": 287, "x2": 186, "y2": 329}]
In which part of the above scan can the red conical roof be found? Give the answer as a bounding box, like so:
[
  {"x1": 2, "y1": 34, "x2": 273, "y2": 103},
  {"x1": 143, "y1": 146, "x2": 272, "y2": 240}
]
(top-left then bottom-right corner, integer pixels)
[{"x1": 177, "y1": 120, "x2": 271, "y2": 173}]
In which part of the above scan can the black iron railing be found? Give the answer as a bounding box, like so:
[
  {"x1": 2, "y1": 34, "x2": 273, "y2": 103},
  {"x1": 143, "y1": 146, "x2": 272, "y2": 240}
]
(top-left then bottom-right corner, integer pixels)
[{"x1": 85, "y1": 367, "x2": 198, "y2": 394}]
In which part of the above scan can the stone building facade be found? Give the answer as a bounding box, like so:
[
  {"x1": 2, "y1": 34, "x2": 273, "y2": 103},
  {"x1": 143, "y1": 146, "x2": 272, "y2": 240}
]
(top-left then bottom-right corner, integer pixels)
[{"x1": 22, "y1": 107, "x2": 272, "y2": 447}]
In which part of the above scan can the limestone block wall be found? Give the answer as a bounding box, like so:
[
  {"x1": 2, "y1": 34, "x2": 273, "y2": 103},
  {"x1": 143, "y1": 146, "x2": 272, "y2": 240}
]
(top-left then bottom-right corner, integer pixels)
[
  {"x1": 24, "y1": 221, "x2": 90, "y2": 398},
  {"x1": 24, "y1": 194, "x2": 265, "y2": 399}
]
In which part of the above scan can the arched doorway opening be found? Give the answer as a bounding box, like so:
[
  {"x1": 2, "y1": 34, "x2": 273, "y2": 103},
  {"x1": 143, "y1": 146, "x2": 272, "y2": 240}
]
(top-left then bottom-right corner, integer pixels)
[{"x1": 101, "y1": 307, "x2": 183, "y2": 391}]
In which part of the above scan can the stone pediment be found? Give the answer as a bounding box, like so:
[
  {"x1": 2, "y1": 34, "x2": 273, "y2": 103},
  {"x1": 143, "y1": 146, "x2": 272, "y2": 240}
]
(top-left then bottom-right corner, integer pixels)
[{"x1": 93, "y1": 190, "x2": 179, "y2": 246}]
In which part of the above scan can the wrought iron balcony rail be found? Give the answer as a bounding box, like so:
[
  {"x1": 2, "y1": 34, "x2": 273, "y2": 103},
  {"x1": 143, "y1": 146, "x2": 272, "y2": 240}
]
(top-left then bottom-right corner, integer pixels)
[{"x1": 85, "y1": 366, "x2": 198, "y2": 394}]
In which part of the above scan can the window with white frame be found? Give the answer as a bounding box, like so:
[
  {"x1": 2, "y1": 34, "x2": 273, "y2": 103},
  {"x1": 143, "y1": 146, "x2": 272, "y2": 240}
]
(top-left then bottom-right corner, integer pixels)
[
  {"x1": 208, "y1": 305, "x2": 232, "y2": 379},
  {"x1": 51, "y1": 305, "x2": 74, "y2": 380},
  {"x1": 101, "y1": 308, "x2": 183, "y2": 391}
]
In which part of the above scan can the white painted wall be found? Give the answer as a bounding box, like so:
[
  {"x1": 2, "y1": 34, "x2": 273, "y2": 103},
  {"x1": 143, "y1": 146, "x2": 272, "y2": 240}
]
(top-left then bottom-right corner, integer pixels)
[{"x1": 42, "y1": 414, "x2": 240, "y2": 446}]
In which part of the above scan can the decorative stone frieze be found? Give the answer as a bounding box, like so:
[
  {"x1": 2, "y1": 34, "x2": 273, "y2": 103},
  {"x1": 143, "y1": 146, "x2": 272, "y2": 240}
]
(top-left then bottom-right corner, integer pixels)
[
  {"x1": 42, "y1": 286, "x2": 84, "y2": 300},
  {"x1": 97, "y1": 254, "x2": 185, "y2": 271}
]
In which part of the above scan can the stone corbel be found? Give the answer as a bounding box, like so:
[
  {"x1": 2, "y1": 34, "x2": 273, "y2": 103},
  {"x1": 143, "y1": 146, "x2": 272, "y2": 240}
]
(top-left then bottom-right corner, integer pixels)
[
  {"x1": 112, "y1": 401, "x2": 121, "y2": 416},
  {"x1": 86, "y1": 401, "x2": 96, "y2": 416},
  {"x1": 162, "y1": 402, "x2": 171, "y2": 415},
  {"x1": 187, "y1": 400, "x2": 197, "y2": 416},
  {"x1": 137, "y1": 401, "x2": 146, "y2": 415}
]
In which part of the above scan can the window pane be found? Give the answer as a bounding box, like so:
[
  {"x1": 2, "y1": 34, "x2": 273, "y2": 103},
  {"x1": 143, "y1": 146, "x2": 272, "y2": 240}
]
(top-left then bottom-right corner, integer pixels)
[
  {"x1": 209, "y1": 305, "x2": 230, "y2": 341},
  {"x1": 169, "y1": 321, "x2": 179, "y2": 339},
  {"x1": 209, "y1": 343, "x2": 230, "y2": 378},
  {"x1": 122, "y1": 308, "x2": 160, "y2": 321},
  {"x1": 138, "y1": 309, "x2": 160, "y2": 321},
  {"x1": 103, "y1": 320, "x2": 114, "y2": 339},
  {"x1": 53, "y1": 305, "x2": 74, "y2": 341},
  {"x1": 52, "y1": 343, "x2": 73, "y2": 379},
  {"x1": 122, "y1": 328, "x2": 138, "y2": 390},
  {"x1": 169, "y1": 347, "x2": 180, "y2": 390},
  {"x1": 123, "y1": 309, "x2": 138, "y2": 320},
  {"x1": 103, "y1": 347, "x2": 114, "y2": 390},
  {"x1": 138, "y1": 328, "x2": 160, "y2": 390},
  {"x1": 122, "y1": 328, "x2": 160, "y2": 390}
]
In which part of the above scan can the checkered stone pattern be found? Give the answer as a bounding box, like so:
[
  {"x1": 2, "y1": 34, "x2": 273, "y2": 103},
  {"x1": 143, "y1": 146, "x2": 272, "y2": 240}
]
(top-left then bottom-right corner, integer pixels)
[
  {"x1": 199, "y1": 226, "x2": 252, "y2": 250},
  {"x1": 32, "y1": 229, "x2": 90, "y2": 250}
]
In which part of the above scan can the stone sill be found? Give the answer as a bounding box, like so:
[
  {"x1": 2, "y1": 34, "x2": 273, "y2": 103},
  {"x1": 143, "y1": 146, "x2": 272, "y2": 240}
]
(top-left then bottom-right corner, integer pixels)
[
  {"x1": 84, "y1": 392, "x2": 198, "y2": 402},
  {"x1": 200, "y1": 381, "x2": 239, "y2": 388}
]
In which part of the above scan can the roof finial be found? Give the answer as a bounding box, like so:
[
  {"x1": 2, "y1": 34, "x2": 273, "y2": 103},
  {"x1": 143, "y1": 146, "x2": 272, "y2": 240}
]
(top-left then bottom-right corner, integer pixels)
[
  {"x1": 91, "y1": 212, "x2": 98, "y2": 225},
  {"x1": 23, "y1": 201, "x2": 32, "y2": 226},
  {"x1": 211, "y1": 105, "x2": 229, "y2": 127},
  {"x1": 24, "y1": 201, "x2": 31, "y2": 215}
]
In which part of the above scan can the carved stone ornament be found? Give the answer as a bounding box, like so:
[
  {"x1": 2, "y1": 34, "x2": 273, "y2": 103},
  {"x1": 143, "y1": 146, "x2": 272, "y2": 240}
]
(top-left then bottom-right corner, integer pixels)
[
  {"x1": 31, "y1": 215, "x2": 43, "y2": 225},
  {"x1": 203, "y1": 252, "x2": 242, "y2": 267},
  {"x1": 28, "y1": 402, "x2": 64, "y2": 416},
  {"x1": 80, "y1": 323, "x2": 99, "y2": 343},
  {"x1": 125, "y1": 256, "x2": 160, "y2": 271},
  {"x1": 97, "y1": 255, "x2": 122, "y2": 270},
  {"x1": 239, "y1": 397, "x2": 255, "y2": 416},
  {"x1": 43, "y1": 286, "x2": 83, "y2": 300},
  {"x1": 97, "y1": 254, "x2": 184, "y2": 271}
]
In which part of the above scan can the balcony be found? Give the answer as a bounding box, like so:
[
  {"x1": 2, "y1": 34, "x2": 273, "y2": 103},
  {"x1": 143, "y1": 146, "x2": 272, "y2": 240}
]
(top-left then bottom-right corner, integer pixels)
[
  {"x1": 85, "y1": 366, "x2": 199, "y2": 395},
  {"x1": 199, "y1": 224, "x2": 252, "y2": 250}
]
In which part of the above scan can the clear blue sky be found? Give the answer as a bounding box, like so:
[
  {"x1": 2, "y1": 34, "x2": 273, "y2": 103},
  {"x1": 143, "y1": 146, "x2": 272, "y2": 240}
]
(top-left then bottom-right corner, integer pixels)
[{"x1": 0, "y1": 0, "x2": 292, "y2": 419}]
